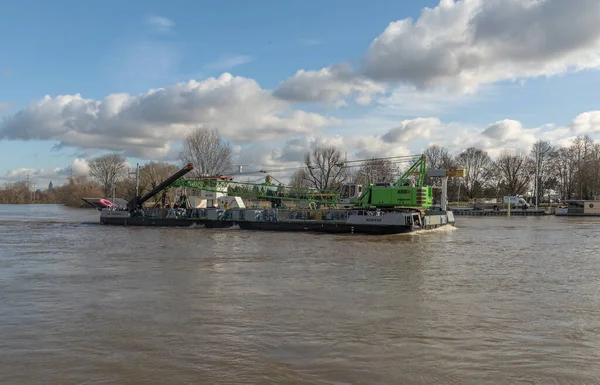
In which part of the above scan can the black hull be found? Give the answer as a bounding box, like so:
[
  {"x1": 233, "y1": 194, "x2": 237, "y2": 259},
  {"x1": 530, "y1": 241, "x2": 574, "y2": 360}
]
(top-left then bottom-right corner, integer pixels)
[
  {"x1": 100, "y1": 217, "x2": 233, "y2": 228},
  {"x1": 99, "y1": 216, "x2": 453, "y2": 234},
  {"x1": 236, "y1": 221, "x2": 420, "y2": 235}
]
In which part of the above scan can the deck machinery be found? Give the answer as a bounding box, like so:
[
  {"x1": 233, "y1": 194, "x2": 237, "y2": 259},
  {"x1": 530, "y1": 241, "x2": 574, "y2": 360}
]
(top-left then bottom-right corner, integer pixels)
[
  {"x1": 339, "y1": 154, "x2": 432, "y2": 208},
  {"x1": 171, "y1": 175, "x2": 339, "y2": 208}
]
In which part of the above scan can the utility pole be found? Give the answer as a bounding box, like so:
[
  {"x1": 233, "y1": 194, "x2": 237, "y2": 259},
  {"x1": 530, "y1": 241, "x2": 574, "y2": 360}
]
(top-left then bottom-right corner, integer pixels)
[
  {"x1": 127, "y1": 163, "x2": 141, "y2": 197},
  {"x1": 111, "y1": 171, "x2": 116, "y2": 204}
]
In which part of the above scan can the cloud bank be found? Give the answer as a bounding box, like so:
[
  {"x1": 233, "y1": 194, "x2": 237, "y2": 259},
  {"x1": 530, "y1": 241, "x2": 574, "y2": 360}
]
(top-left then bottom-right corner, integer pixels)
[{"x1": 0, "y1": 73, "x2": 338, "y2": 158}]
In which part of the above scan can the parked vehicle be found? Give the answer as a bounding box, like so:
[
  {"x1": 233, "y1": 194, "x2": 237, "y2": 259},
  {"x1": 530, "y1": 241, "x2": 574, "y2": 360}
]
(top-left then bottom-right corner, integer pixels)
[{"x1": 472, "y1": 196, "x2": 529, "y2": 210}]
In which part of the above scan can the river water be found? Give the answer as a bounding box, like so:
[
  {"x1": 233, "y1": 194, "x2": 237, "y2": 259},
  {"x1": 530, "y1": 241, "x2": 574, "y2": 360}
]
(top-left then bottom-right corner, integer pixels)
[{"x1": 1, "y1": 204, "x2": 599, "y2": 384}]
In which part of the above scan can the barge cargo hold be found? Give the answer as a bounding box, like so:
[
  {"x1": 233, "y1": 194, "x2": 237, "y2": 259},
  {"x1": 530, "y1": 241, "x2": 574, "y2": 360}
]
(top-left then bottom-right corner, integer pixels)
[{"x1": 99, "y1": 208, "x2": 232, "y2": 228}]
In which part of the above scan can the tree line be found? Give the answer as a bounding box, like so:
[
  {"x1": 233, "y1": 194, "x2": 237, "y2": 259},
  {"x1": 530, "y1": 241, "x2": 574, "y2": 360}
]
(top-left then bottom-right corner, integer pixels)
[
  {"x1": 437, "y1": 135, "x2": 600, "y2": 202},
  {"x1": 2, "y1": 128, "x2": 597, "y2": 206},
  {"x1": 289, "y1": 135, "x2": 600, "y2": 203},
  {"x1": 0, "y1": 127, "x2": 233, "y2": 206}
]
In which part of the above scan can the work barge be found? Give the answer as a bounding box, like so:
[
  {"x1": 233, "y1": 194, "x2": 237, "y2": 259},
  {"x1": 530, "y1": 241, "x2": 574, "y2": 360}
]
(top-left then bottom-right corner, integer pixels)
[{"x1": 86, "y1": 155, "x2": 461, "y2": 235}]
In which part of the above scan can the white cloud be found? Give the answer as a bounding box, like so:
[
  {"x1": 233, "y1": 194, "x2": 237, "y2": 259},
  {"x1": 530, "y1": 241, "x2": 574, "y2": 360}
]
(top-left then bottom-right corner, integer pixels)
[
  {"x1": 362, "y1": 0, "x2": 600, "y2": 92},
  {"x1": 272, "y1": 0, "x2": 600, "y2": 110},
  {"x1": 570, "y1": 111, "x2": 600, "y2": 133},
  {"x1": 554, "y1": 135, "x2": 582, "y2": 150},
  {"x1": 375, "y1": 84, "x2": 493, "y2": 115},
  {"x1": 273, "y1": 63, "x2": 385, "y2": 106},
  {"x1": 205, "y1": 54, "x2": 254, "y2": 71},
  {"x1": 232, "y1": 132, "x2": 417, "y2": 184},
  {"x1": 0, "y1": 102, "x2": 12, "y2": 112},
  {"x1": 5, "y1": 1, "x2": 600, "y2": 182},
  {"x1": 443, "y1": 118, "x2": 595, "y2": 158},
  {"x1": 231, "y1": 111, "x2": 600, "y2": 181},
  {"x1": 0, "y1": 73, "x2": 338, "y2": 158},
  {"x1": 234, "y1": 135, "x2": 349, "y2": 174},
  {"x1": 70, "y1": 158, "x2": 91, "y2": 176},
  {"x1": 145, "y1": 15, "x2": 175, "y2": 33},
  {"x1": 233, "y1": 118, "x2": 445, "y2": 178},
  {"x1": 2, "y1": 167, "x2": 61, "y2": 182},
  {"x1": 0, "y1": 158, "x2": 89, "y2": 187},
  {"x1": 382, "y1": 117, "x2": 441, "y2": 143},
  {"x1": 481, "y1": 119, "x2": 524, "y2": 141}
]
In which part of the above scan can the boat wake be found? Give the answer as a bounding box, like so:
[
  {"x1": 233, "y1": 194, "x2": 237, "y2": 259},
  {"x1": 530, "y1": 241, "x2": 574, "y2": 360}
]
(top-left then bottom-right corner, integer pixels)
[{"x1": 408, "y1": 224, "x2": 458, "y2": 236}]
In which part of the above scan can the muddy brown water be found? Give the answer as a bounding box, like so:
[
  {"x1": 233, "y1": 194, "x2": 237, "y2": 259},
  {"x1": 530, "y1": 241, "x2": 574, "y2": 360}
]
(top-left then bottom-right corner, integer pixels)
[{"x1": 1, "y1": 204, "x2": 599, "y2": 384}]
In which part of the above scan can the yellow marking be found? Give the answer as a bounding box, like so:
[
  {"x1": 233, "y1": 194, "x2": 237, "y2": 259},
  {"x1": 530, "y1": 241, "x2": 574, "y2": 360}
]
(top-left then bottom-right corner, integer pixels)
[{"x1": 447, "y1": 168, "x2": 466, "y2": 177}]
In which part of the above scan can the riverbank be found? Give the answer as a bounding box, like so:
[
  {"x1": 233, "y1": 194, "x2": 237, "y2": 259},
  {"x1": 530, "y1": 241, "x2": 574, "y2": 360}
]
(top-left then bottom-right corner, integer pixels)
[{"x1": 452, "y1": 208, "x2": 549, "y2": 216}]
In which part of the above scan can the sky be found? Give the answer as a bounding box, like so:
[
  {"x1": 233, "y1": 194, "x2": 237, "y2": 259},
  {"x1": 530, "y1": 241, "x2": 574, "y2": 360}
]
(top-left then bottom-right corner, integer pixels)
[{"x1": 1, "y1": 0, "x2": 600, "y2": 188}]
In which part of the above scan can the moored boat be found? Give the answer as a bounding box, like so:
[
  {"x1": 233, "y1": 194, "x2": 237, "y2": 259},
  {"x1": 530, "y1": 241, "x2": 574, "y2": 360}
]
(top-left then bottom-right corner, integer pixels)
[{"x1": 555, "y1": 200, "x2": 600, "y2": 216}]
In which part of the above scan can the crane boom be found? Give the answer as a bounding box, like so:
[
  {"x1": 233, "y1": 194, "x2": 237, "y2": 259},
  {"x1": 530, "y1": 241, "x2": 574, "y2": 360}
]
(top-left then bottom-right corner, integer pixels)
[
  {"x1": 395, "y1": 154, "x2": 426, "y2": 187},
  {"x1": 127, "y1": 163, "x2": 194, "y2": 212}
]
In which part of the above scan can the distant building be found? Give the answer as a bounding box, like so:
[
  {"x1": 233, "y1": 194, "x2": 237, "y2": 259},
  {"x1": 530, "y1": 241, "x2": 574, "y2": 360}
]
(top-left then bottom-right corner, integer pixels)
[{"x1": 48, "y1": 181, "x2": 53, "y2": 190}]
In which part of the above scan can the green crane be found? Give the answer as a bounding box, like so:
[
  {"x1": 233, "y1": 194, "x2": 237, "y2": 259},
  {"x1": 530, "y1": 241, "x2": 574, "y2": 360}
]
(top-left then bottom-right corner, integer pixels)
[
  {"x1": 171, "y1": 175, "x2": 339, "y2": 206},
  {"x1": 167, "y1": 155, "x2": 434, "y2": 209},
  {"x1": 339, "y1": 154, "x2": 433, "y2": 208}
]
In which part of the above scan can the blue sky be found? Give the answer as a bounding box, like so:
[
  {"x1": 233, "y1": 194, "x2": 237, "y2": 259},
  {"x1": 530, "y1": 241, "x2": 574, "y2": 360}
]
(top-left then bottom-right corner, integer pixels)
[{"x1": 1, "y1": 0, "x2": 600, "y2": 186}]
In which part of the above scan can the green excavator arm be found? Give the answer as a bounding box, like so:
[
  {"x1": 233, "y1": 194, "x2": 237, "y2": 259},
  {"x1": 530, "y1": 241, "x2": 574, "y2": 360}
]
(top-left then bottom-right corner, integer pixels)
[{"x1": 395, "y1": 154, "x2": 427, "y2": 187}]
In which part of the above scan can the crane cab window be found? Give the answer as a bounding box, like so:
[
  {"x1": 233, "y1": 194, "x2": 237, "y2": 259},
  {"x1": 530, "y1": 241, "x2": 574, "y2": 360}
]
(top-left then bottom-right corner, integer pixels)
[{"x1": 340, "y1": 184, "x2": 359, "y2": 199}]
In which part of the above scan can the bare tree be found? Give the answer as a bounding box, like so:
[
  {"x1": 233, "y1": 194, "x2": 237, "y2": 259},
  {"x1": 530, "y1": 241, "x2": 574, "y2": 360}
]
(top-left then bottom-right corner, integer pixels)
[
  {"x1": 573, "y1": 135, "x2": 595, "y2": 200},
  {"x1": 88, "y1": 153, "x2": 127, "y2": 197},
  {"x1": 0, "y1": 181, "x2": 31, "y2": 204},
  {"x1": 551, "y1": 147, "x2": 576, "y2": 200},
  {"x1": 355, "y1": 159, "x2": 395, "y2": 185},
  {"x1": 60, "y1": 175, "x2": 103, "y2": 207},
  {"x1": 424, "y1": 144, "x2": 453, "y2": 169},
  {"x1": 139, "y1": 161, "x2": 178, "y2": 203},
  {"x1": 424, "y1": 145, "x2": 455, "y2": 197},
  {"x1": 495, "y1": 150, "x2": 533, "y2": 196},
  {"x1": 486, "y1": 165, "x2": 504, "y2": 199},
  {"x1": 530, "y1": 140, "x2": 555, "y2": 204},
  {"x1": 116, "y1": 176, "x2": 138, "y2": 201},
  {"x1": 303, "y1": 146, "x2": 346, "y2": 190},
  {"x1": 289, "y1": 168, "x2": 311, "y2": 188},
  {"x1": 456, "y1": 147, "x2": 492, "y2": 199},
  {"x1": 180, "y1": 127, "x2": 232, "y2": 177},
  {"x1": 589, "y1": 143, "x2": 600, "y2": 200}
]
